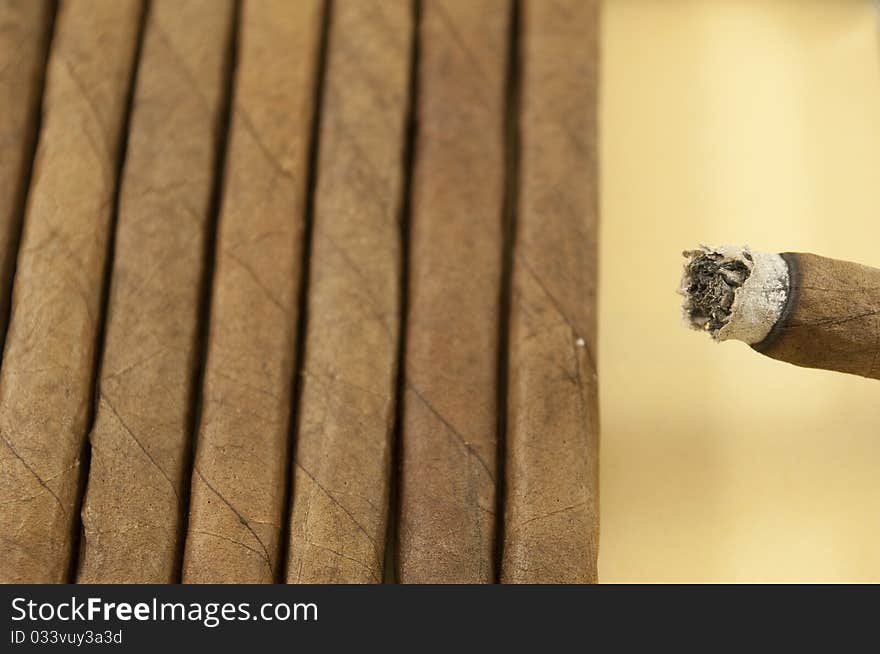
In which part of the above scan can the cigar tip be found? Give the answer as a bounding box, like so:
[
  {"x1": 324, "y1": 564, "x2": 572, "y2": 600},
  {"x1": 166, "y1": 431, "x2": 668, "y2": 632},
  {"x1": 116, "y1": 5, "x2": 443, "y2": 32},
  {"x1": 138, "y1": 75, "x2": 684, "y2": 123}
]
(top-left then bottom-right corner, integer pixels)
[{"x1": 680, "y1": 244, "x2": 789, "y2": 345}]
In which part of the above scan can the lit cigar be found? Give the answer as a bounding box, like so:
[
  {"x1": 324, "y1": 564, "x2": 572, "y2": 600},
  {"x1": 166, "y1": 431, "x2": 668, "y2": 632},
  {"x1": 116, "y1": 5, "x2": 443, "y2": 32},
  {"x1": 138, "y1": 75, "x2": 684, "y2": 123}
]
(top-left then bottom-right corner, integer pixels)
[{"x1": 681, "y1": 245, "x2": 880, "y2": 380}]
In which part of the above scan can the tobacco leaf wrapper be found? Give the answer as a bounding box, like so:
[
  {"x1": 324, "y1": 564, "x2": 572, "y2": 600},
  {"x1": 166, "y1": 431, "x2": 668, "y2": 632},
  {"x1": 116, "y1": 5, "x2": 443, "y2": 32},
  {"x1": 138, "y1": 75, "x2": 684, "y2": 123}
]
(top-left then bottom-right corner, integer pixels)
[
  {"x1": 502, "y1": 0, "x2": 600, "y2": 584},
  {"x1": 285, "y1": 0, "x2": 410, "y2": 584},
  {"x1": 399, "y1": 0, "x2": 508, "y2": 583},
  {"x1": 182, "y1": 0, "x2": 324, "y2": 583},
  {"x1": 0, "y1": 0, "x2": 144, "y2": 583},
  {"x1": 77, "y1": 0, "x2": 236, "y2": 583},
  {"x1": 681, "y1": 245, "x2": 880, "y2": 380},
  {"x1": 0, "y1": 0, "x2": 53, "y2": 342}
]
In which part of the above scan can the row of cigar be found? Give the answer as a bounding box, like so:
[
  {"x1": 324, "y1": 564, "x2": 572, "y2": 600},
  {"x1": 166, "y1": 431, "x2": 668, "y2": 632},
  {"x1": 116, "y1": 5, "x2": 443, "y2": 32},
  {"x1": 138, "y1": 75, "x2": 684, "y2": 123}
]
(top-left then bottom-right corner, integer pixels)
[{"x1": 0, "y1": 0, "x2": 598, "y2": 584}]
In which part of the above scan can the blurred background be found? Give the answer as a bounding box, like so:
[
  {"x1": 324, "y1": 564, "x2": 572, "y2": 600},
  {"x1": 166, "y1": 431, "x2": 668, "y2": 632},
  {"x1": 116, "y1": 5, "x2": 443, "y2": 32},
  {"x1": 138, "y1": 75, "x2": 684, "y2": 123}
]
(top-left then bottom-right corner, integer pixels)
[{"x1": 599, "y1": 0, "x2": 880, "y2": 582}]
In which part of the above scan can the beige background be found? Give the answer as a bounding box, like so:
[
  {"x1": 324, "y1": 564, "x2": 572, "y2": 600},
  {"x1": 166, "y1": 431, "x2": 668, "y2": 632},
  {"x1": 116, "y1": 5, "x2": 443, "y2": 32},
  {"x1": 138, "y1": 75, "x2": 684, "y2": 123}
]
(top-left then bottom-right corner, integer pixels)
[{"x1": 599, "y1": 0, "x2": 880, "y2": 582}]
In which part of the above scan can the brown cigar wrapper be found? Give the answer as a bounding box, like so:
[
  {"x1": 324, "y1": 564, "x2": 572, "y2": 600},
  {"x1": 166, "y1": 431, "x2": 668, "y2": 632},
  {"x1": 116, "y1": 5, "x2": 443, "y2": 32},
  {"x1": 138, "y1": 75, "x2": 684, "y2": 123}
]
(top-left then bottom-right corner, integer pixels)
[
  {"x1": 398, "y1": 0, "x2": 509, "y2": 584},
  {"x1": 753, "y1": 252, "x2": 880, "y2": 381},
  {"x1": 0, "y1": 0, "x2": 144, "y2": 584},
  {"x1": 0, "y1": 0, "x2": 607, "y2": 585},
  {"x1": 76, "y1": 0, "x2": 235, "y2": 584},
  {"x1": 0, "y1": 0, "x2": 53, "y2": 342},
  {"x1": 285, "y1": 0, "x2": 411, "y2": 584},
  {"x1": 502, "y1": 0, "x2": 600, "y2": 584},
  {"x1": 181, "y1": 0, "x2": 324, "y2": 584}
]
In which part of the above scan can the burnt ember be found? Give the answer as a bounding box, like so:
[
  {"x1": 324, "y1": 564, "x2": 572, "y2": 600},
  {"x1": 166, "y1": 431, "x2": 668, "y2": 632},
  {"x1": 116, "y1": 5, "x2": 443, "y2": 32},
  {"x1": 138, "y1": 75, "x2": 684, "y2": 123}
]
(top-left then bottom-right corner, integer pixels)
[{"x1": 683, "y1": 250, "x2": 750, "y2": 333}]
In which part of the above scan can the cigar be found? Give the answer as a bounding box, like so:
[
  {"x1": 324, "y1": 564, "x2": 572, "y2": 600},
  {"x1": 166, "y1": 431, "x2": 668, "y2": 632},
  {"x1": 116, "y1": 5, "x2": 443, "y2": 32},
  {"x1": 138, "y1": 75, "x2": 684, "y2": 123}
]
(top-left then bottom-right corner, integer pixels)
[
  {"x1": 76, "y1": 0, "x2": 236, "y2": 584},
  {"x1": 0, "y1": 0, "x2": 53, "y2": 344},
  {"x1": 398, "y1": 0, "x2": 509, "y2": 584},
  {"x1": 501, "y1": 0, "x2": 600, "y2": 584},
  {"x1": 182, "y1": 0, "x2": 325, "y2": 583},
  {"x1": 0, "y1": 0, "x2": 144, "y2": 584},
  {"x1": 681, "y1": 245, "x2": 880, "y2": 381},
  {"x1": 285, "y1": 0, "x2": 411, "y2": 584}
]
